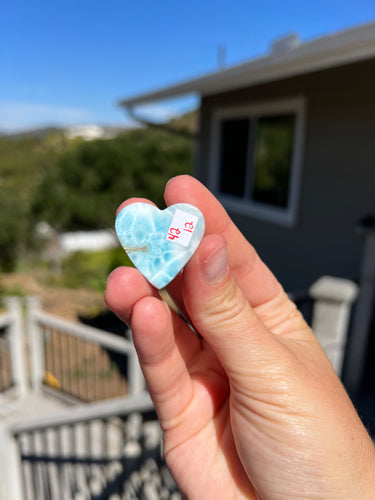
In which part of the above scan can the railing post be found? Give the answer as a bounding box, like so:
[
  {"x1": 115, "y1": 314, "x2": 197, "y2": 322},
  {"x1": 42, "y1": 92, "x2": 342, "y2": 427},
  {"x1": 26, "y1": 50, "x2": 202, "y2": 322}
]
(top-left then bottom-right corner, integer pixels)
[
  {"x1": 126, "y1": 329, "x2": 145, "y2": 395},
  {"x1": 309, "y1": 276, "x2": 359, "y2": 377},
  {"x1": 0, "y1": 423, "x2": 24, "y2": 500},
  {"x1": 26, "y1": 296, "x2": 45, "y2": 392},
  {"x1": 5, "y1": 296, "x2": 28, "y2": 395}
]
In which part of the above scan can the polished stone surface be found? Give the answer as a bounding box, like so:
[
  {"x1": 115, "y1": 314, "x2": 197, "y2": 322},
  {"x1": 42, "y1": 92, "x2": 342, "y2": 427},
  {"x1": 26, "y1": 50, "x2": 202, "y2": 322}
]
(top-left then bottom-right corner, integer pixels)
[{"x1": 115, "y1": 202, "x2": 205, "y2": 289}]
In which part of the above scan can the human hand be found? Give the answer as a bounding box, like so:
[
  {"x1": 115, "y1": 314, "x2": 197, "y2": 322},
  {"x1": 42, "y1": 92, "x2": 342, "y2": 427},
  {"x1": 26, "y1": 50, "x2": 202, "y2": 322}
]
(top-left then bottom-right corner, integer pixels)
[{"x1": 105, "y1": 175, "x2": 375, "y2": 499}]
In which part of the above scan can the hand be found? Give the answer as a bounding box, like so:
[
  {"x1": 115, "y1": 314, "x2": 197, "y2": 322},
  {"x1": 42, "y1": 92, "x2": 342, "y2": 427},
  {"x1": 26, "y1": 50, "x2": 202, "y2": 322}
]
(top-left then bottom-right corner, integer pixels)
[{"x1": 105, "y1": 175, "x2": 375, "y2": 499}]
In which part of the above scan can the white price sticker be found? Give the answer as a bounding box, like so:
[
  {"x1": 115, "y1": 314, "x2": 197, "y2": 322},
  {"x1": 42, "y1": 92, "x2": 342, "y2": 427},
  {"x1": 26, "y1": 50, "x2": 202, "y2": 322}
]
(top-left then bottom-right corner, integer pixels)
[{"x1": 166, "y1": 209, "x2": 199, "y2": 247}]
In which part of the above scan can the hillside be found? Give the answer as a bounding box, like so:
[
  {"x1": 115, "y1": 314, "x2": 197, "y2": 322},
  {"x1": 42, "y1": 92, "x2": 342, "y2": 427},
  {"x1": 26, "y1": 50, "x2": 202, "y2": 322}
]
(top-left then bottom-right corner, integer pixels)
[
  {"x1": 168, "y1": 110, "x2": 198, "y2": 135},
  {"x1": 0, "y1": 114, "x2": 194, "y2": 275}
]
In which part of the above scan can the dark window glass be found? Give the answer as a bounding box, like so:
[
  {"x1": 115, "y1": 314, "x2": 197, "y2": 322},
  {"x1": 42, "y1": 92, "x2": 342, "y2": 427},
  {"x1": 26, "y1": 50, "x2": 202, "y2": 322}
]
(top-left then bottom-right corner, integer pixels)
[
  {"x1": 219, "y1": 118, "x2": 250, "y2": 197},
  {"x1": 252, "y1": 114, "x2": 295, "y2": 208}
]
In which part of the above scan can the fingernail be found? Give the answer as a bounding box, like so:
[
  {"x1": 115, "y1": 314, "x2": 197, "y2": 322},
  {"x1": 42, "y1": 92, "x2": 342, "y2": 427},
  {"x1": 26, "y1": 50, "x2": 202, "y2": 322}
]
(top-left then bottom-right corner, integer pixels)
[{"x1": 202, "y1": 243, "x2": 228, "y2": 284}]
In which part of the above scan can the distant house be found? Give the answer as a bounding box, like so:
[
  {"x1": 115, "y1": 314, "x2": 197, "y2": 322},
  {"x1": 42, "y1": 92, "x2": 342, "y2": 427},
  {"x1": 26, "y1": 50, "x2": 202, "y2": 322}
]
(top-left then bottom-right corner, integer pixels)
[
  {"x1": 118, "y1": 22, "x2": 375, "y2": 293},
  {"x1": 58, "y1": 229, "x2": 118, "y2": 255},
  {"x1": 65, "y1": 125, "x2": 127, "y2": 141}
]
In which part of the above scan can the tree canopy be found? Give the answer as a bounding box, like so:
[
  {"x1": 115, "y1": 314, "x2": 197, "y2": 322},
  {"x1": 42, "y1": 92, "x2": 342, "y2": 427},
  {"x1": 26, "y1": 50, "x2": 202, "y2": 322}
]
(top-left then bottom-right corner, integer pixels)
[
  {"x1": 32, "y1": 128, "x2": 192, "y2": 231},
  {"x1": 0, "y1": 126, "x2": 193, "y2": 269}
]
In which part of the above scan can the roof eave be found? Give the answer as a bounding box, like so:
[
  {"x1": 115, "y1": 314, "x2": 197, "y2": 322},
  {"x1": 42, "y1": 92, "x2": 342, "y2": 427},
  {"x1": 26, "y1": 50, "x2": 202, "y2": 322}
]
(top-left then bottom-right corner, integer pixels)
[{"x1": 119, "y1": 21, "x2": 375, "y2": 107}]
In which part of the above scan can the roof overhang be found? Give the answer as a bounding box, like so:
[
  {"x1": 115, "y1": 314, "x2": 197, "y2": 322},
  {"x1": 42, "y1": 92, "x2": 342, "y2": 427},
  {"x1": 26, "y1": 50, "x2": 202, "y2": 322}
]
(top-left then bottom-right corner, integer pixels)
[{"x1": 119, "y1": 21, "x2": 375, "y2": 107}]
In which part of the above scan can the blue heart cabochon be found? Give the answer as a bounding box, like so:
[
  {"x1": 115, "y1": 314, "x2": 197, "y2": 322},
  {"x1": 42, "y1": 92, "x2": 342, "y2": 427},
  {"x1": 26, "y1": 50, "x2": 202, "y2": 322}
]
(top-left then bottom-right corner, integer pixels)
[{"x1": 115, "y1": 202, "x2": 205, "y2": 289}]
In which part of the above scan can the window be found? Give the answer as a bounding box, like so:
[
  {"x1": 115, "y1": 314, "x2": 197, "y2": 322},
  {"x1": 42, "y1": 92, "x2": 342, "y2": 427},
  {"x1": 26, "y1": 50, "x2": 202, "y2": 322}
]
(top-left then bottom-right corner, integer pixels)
[{"x1": 209, "y1": 98, "x2": 305, "y2": 226}]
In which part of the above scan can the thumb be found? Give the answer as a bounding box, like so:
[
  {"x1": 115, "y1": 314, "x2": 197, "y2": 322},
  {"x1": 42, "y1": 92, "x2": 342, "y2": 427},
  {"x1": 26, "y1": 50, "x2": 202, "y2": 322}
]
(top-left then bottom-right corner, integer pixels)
[{"x1": 183, "y1": 234, "x2": 287, "y2": 383}]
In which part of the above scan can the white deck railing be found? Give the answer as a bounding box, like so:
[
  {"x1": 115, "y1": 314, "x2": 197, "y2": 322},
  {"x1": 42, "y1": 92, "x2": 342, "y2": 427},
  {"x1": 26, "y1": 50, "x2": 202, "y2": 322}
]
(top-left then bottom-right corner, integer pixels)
[
  {"x1": 0, "y1": 274, "x2": 358, "y2": 402},
  {"x1": 0, "y1": 274, "x2": 360, "y2": 500},
  {"x1": 26, "y1": 296, "x2": 145, "y2": 401},
  {"x1": 9, "y1": 393, "x2": 184, "y2": 500},
  {"x1": 0, "y1": 297, "x2": 148, "y2": 500},
  {"x1": 11, "y1": 392, "x2": 154, "y2": 434},
  {"x1": 309, "y1": 276, "x2": 359, "y2": 376},
  {"x1": 0, "y1": 297, "x2": 27, "y2": 395}
]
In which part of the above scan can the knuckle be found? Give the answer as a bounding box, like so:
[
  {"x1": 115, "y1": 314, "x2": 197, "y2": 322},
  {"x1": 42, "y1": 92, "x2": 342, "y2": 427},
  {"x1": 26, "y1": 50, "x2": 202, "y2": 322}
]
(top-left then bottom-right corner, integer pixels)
[{"x1": 198, "y1": 279, "x2": 251, "y2": 331}]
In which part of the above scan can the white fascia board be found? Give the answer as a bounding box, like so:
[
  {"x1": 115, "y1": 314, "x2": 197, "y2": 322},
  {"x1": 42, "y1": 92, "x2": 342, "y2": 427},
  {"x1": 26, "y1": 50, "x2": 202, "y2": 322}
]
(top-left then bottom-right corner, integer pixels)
[{"x1": 119, "y1": 21, "x2": 375, "y2": 107}]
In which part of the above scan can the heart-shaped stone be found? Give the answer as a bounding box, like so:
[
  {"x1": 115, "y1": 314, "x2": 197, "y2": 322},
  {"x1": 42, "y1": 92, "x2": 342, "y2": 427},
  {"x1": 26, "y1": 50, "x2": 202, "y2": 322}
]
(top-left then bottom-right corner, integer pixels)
[{"x1": 115, "y1": 202, "x2": 205, "y2": 289}]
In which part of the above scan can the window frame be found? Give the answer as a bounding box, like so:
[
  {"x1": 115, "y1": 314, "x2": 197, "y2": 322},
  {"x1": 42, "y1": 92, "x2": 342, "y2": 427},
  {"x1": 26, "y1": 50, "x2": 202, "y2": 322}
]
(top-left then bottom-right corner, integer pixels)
[{"x1": 208, "y1": 97, "x2": 306, "y2": 227}]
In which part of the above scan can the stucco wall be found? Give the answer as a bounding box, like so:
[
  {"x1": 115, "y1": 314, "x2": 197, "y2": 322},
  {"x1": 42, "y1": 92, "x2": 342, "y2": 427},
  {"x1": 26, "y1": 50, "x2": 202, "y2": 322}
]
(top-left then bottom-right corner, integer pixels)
[{"x1": 196, "y1": 59, "x2": 375, "y2": 292}]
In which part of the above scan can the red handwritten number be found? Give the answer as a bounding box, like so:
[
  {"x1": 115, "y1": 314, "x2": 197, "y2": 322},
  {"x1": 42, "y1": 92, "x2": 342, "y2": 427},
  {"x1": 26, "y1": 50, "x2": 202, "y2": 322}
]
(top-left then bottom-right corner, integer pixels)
[
  {"x1": 184, "y1": 221, "x2": 194, "y2": 233},
  {"x1": 167, "y1": 227, "x2": 181, "y2": 240}
]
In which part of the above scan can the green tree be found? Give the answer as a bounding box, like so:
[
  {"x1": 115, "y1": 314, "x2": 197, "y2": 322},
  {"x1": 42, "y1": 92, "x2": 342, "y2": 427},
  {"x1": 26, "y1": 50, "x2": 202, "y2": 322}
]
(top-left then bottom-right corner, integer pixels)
[
  {"x1": 0, "y1": 133, "x2": 63, "y2": 270},
  {"x1": 0, "y1": 189, "x2": 23, "y2": 270},
  {"x1": 32, "y1": 128, "x2": 192, "y2": 231}
]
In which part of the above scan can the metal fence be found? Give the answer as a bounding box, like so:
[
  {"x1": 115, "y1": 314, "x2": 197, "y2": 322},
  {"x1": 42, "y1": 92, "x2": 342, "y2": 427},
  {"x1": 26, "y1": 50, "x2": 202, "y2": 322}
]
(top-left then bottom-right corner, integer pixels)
[
  {"x1": 11, "y1": 394, "x2": 182, "y2": 500},
  {"x1": 27, "y1": 297, "x2": 144, "y2": 402}
]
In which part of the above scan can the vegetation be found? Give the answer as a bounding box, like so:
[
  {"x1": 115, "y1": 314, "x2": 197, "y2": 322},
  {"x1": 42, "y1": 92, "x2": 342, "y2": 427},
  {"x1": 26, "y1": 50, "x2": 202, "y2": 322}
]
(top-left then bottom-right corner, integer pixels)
[
  {"x1": 0, "y1": 121, "x2": 194, "y2": 285},
  {"x1": 0, "y1": 132, "x2": 63, "y2": 269},
  {"x1": 32, "y1": 128, "x2": 192, "y2": 231},
  {"x1": 57, "y1": 248, "x2": 133, "y2": 292}
]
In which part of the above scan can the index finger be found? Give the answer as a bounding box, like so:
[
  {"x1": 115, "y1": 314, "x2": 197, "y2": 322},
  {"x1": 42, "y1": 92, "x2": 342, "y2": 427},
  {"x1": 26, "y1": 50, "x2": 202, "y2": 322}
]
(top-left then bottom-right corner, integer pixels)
[{"x1": 164, "y1": 175, "x2": 282, "y2": 307}]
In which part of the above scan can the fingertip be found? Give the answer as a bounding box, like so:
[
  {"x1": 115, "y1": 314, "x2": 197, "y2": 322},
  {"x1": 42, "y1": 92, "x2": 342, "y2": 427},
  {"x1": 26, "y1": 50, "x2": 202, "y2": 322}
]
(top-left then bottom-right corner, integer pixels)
[
  {"x1": 165, "y1": 174, "x2": 194, "y2": 189},
  {"x1": 105, "y1": 266, "x2": 157, "y2": 323},
  {"x1": 116, "y1": 198, "x2": 157, "y2": 217},
  {"x1": 132, "y1": 295, "x2": 170, "y2": 331},
  {"x1": 164, "y1": 176, "x2": 232, "y2": 238},
  {"x1": 164, "y1": 175, "x2": 200, "y2": 205}
]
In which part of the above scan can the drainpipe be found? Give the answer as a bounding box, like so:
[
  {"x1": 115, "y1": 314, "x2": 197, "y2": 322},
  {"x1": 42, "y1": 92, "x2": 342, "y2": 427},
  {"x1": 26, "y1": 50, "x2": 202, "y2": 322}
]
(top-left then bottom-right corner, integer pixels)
[
  {"x1": 124, "y1": 105, "x2": 197, "y2": 140},
  {"x1": 123, "y1": 105, "x2": 200, "y2": 179},
  {"x1": 343, "y1": 215, "x2": 375, "y2": 395}
]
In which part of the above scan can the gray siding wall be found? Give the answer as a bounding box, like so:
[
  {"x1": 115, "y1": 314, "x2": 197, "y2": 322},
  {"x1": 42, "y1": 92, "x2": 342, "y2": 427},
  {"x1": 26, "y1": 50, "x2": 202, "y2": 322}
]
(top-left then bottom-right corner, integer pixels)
[{"x1": 196, "y1": 59, "x2": 375, "y2": 292}]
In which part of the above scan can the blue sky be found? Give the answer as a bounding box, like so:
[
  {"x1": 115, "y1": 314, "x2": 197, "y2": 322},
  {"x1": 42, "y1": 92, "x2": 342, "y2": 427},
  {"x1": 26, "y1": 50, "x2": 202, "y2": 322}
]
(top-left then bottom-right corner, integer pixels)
[{"x1": 1, "y1": 0, "x2": 375, "y2": 132}]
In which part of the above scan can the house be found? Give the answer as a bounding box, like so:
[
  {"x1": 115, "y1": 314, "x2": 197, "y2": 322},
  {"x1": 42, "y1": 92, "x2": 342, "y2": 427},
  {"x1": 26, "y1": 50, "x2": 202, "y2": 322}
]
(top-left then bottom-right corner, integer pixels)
[
  {"x1": 65, "y1": 124, "x2": 119, "y2": 140},
  {"x1": 118, "y1": 21, "x2": 375, "y2": 294}
]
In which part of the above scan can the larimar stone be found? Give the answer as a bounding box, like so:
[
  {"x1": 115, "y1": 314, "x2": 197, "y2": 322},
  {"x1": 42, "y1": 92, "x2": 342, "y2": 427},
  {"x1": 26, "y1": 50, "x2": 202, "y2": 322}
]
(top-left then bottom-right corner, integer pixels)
[{"x1": 115, "y1": 202, "x2": 205, "y2": 289}]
